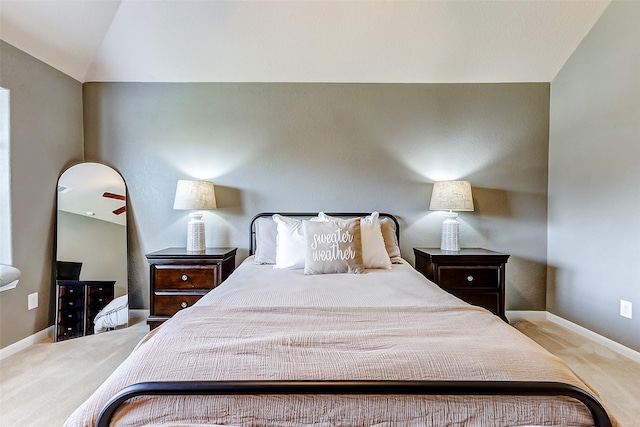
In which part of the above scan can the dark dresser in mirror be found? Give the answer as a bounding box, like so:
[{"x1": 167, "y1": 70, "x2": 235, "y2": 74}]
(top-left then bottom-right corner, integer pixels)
[{"x1": 55, "y1": 163, "x2": 128, "y2": 341}]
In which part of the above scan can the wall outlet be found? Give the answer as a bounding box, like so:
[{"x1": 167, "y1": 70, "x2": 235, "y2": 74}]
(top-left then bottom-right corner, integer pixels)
[
  {"x1": 620, "y1": 300, "x2": 632, "y2": 319},
  {"x1": 28, "y1": 292, "x2": 38, "y2": 310}
]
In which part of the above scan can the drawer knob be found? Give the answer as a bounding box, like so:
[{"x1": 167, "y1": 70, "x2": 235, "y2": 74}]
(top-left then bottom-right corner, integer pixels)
[
  {"x1": 181, "y1": 301, "x2": 188, "y2": 309},
  {"x1": 181, "y1": 274, "x2": 188, "y2": 281},
  {"x1": 467, "y1": 275, "x2": 475, "y2": 282}
]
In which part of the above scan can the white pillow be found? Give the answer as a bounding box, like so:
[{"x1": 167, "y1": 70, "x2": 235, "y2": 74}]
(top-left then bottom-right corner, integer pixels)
[
  {"x1": 253, "y1": 217, "x2": 277, "y2": 264},
  {"x1": 272, "y1": 214, "x2": 306, "y2": 269},
  {"x1": 319, "y1": 212, "x2": 391, "y2": 269},
  {"x1": 94, "y1": 294, "x2": 128, "y2": 322}
]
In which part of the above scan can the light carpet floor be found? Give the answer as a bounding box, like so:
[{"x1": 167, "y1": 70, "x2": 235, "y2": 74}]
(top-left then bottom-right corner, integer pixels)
[
  {"x1": 0, "y1": 318, "x2": 638, "y2": 426},
  {"x1": 0, "y1": 320, "x2": 149, "y2": 427}
]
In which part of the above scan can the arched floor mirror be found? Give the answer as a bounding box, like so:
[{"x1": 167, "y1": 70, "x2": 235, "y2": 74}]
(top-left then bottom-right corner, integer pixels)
[{"x1": 55, "y1": 162, "x2": 128, "y2": 341}]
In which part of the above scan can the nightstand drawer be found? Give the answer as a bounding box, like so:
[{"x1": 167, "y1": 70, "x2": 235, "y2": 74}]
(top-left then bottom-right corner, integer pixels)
[
  {"x1": 88, "y1": 285, "x2": 112, "y2": 297},
  {"x1": 58, "y1": 284, "x2": 85, "y2": 300},
  {"x1": 61, "y1": 296, "x2": 84, "y2": 309},
  {"x1": 438, "y1": 266, "x2": 499, "y2": 289},
  {"x1": 154, "y1": 265, "x2": 218, "y2": 290},
  {"x1": 451, "y1": 291, "x2": 500, "y2": 314},
  {"x1": 153, "y1": 293, "x2": 206, "y2": 316},
  {"x1": 87, "y1": 292, "x2": 112, "y2": 306},
  {"x1": 57, "y1": 309, "x2": 83, "y2": 325},
  {"x1": 57, "y1": 323, "x2": 84, "y2": 339}
]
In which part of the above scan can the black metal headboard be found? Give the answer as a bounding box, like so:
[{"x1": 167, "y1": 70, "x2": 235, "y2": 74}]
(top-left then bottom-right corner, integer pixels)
[{"x1": 249, "y1": 212, "x2": 400, "y2": 255}]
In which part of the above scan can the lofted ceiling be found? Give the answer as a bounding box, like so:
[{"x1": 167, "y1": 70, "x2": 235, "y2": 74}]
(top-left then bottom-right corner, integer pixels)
[{"x1": 0, "y1": 0, "x2": 610, "y2": 84}]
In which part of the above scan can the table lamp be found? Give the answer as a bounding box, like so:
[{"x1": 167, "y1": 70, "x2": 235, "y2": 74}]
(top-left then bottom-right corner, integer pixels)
[
  {"x1": 429, "y1": 181, "x2": 474, "y2": 251},
  {"x1": 173, "y1": 180, "x2": 217, "y2": 252}
]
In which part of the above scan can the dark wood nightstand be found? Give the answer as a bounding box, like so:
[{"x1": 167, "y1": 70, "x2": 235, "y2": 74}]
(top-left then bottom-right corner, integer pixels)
[
  {"x1": 413, "y1": 248, "x2": 510, "y2": 322},
  {"x1": 55, "y1": 280, "x2": 115, "y2": 341},
  {"x1": 146, "y1": 247, "x2": 237, "y2": 329}
]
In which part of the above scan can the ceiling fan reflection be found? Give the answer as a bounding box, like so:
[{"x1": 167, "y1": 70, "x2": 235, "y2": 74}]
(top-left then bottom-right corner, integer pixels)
[{"x1": 102, "y1": 192, "x2": 126, "y2": 215}]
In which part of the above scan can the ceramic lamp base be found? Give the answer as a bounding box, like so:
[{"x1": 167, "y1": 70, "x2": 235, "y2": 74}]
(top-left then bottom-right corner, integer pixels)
[
  {"x1": 186, "y1": 211, "x2": 206, "y2": 253},
  {"x1": 440, "y1": 211, "x2": 460, "y2": 252}
]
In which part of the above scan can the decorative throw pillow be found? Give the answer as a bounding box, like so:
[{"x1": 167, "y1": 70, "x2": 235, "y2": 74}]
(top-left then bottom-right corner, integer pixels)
[
  {"x1": 380, "y1": 217, "x2": 403, "y2": 263},
  {"x1": 302, "y1": 218, "x2": 364, "y2": 275},
  {"x1": 319, "y1": 212, "x2": 391, "y2": 269},
  {"x1": 273, "y1": 214, "x2": 306, "y2": 269},
  {"x1": 253, "y1": 217, "x2": 277, "y2": 264}
]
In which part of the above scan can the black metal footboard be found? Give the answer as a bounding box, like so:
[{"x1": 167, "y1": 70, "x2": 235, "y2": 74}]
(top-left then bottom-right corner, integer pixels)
[{"x1": 95, "y1": 380, "x2": 611, "y2": 427}]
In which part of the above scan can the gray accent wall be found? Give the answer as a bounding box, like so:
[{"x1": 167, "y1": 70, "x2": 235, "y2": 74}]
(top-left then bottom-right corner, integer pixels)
[
  {"x1": 0, "y1": 41, "x2": 83, "y2": 348},
  {"x1": 83, "y1": 82, "x2": 550, "y2": 312},
  {"x1": 548, "y1": 1, "x2": 640, "y2": 352}
]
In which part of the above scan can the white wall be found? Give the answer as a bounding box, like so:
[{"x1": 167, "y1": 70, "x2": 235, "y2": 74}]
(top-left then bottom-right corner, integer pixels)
[{"x1": 548, "y1": 0, "x2": 640, "y2": 351}]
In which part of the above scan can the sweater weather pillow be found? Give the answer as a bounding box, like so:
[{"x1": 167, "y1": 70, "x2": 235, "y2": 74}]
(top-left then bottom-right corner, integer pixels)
[{"x1": 302, "y1": 218, "x2": 364, "y2": 275}]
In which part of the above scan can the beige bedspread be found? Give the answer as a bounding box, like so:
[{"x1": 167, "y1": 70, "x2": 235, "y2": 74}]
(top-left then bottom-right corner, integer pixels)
[{"x1": 64, "y1": 259, "x2": 607, "y2": 427}]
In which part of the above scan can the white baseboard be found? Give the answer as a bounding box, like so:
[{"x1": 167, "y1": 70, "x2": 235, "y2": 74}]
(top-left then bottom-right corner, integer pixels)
[
  {"x1": 507, "y1": 310, "x2": 640, "y2": 364},
  {"x1": 545, "y1": 312, "x2": 640, "y2": 364},
  {"x1": 506, "y1": 310, "x2": 547, "y2": 322},
  {"x1": 0, "y1": 325, "x2": 54, "y2": 360}
]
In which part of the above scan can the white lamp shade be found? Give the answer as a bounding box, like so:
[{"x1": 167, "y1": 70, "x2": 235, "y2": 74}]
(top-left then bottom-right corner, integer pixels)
[
  {"x1": 173, "y1": 180, "x2": 217, "y2": 210},
  {"x1": 430, "y1": 181, "x2": 474, "y2": 252},
  {"x1": 429, "y1": 181, "x2": 474, "y2": 212},
  {"x1": 174, "y1": 180, "x2": 216, "y2": 252}
]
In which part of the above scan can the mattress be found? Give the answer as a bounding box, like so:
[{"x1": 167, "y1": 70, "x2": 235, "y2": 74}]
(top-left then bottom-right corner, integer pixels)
[{"x1": 64, "y1": 258, "x2": 610, "y2": 427}]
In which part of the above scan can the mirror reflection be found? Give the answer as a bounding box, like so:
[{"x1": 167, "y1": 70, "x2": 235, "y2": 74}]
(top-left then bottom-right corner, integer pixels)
[{"x1": 55, "y1": 162, "x2": 128, "y2": 341}]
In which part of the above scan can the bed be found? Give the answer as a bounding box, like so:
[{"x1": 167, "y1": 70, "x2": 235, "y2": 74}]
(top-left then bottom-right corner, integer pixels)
[{"x1": 64, "y1": 213, "x2": 614, "y2": 427}]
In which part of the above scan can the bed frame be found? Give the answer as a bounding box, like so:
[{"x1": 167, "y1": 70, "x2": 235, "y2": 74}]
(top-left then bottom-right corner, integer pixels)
[
  {"x1": 94, "y1": 213, "x2": 612, "y2": 427},
  {"x1": 96, "y1": 380, "x2": 611, "y2": 427},
  {"x1": 249, "y1": 212, "x2": 400, "y2": 256}
]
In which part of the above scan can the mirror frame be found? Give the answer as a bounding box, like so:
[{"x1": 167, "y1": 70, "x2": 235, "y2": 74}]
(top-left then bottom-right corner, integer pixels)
[{"x1": 55, "y1": 162, "x2": 128, "y2": 340}]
